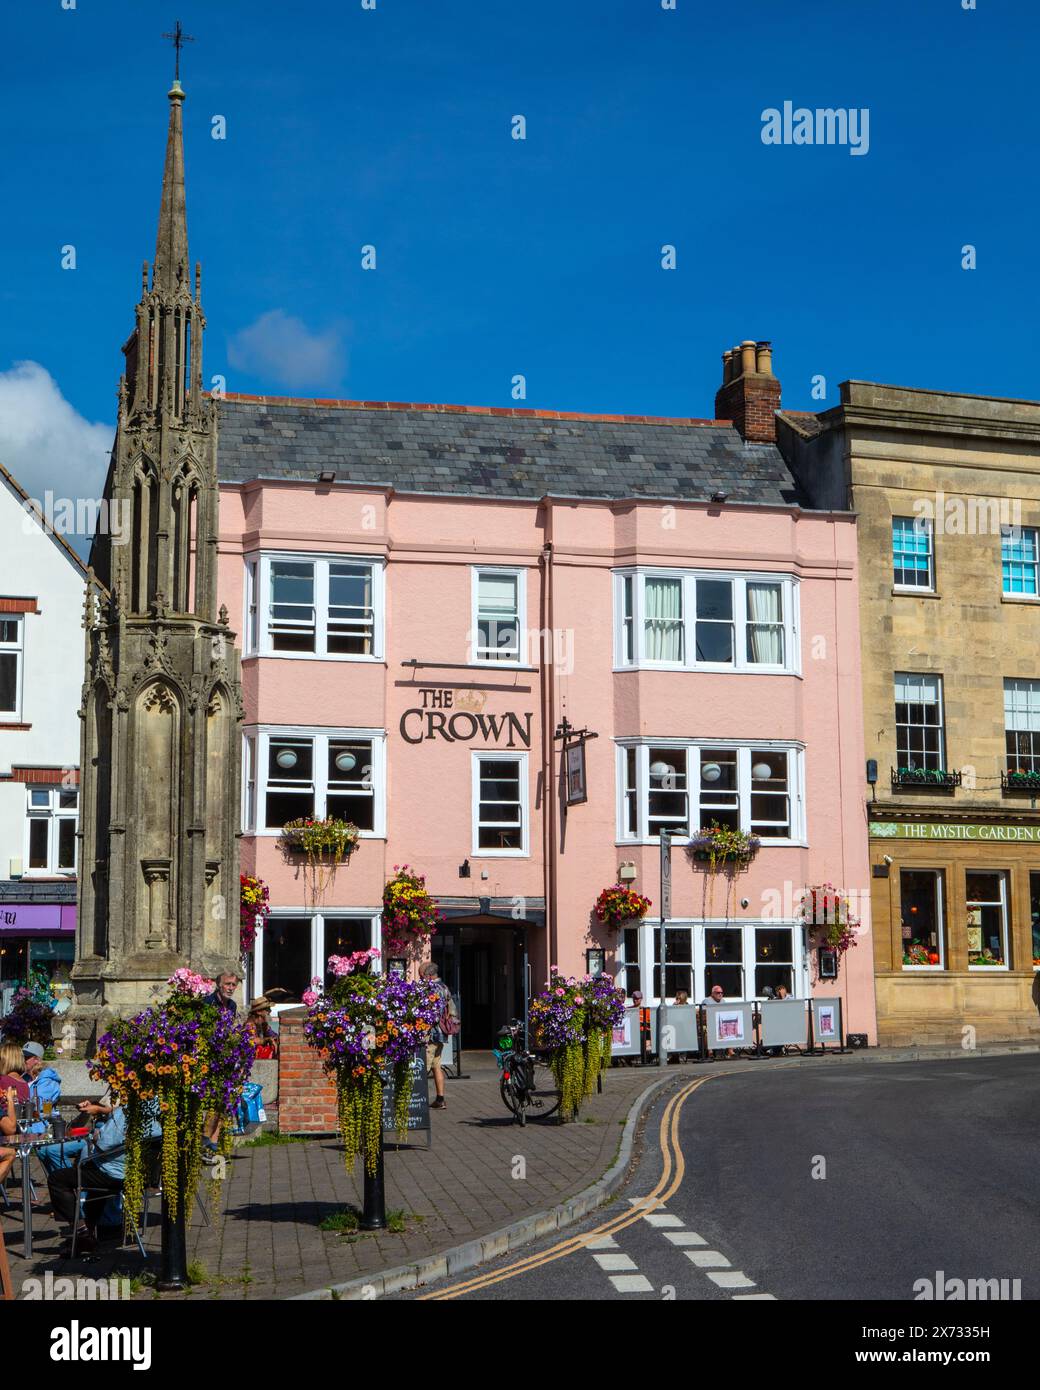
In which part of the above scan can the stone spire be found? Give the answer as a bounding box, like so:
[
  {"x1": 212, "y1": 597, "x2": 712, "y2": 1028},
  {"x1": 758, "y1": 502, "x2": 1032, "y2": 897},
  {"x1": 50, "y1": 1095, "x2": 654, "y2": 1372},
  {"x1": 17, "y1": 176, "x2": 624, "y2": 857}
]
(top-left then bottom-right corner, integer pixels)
[
  {"x1": 152, "y1": 80, "x2": 190, "y2": 294},
  {"x1": 71, "y1": 57, "x2": 243, "y2": 1047}
]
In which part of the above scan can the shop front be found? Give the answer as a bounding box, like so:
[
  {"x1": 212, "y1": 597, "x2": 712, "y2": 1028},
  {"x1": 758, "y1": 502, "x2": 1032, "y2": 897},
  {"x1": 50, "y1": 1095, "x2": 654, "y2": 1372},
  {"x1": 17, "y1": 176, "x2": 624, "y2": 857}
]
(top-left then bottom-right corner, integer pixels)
[
  {"x1": 869, "y1": 816, "x2": 1040, "y2": 1045},
  {"x1": 0, "y1": 889, "x2": 76, "y2": 1016}
]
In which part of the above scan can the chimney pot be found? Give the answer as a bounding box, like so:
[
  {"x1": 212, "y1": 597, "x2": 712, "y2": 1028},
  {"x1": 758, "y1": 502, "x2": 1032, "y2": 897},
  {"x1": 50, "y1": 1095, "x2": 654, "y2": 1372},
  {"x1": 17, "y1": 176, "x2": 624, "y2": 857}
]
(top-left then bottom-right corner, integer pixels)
[{"x1": 714, "y1": 337, "x2": 782, "y2": 443}]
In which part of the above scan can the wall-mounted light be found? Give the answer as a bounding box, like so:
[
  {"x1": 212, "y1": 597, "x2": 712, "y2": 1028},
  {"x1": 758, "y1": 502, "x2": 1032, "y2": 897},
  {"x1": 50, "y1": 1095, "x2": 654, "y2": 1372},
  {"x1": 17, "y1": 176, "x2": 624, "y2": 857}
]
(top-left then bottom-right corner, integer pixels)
[
  {"x1": 752, "y1": 761, "x2": 773, "y2": 781},
  {"x1": 650, "y1": 760, "x2": 675, "y2": 781},
  {"x1": 458, "y1": 859, "x2": 471, "y2": 879},
  {"x1": 711, "y1": 491, "x2": 728, "y2": 504},
  {"x1": 275, "y1": 748, "x2": 298, "y2": 769},
  {"x1": 333, "y1": 750, "x2": 357, "y2": 773},
  {"x1": 318, "y1": 470, "x2": 337, "y2": 483},
  {"x1": 701, "y1": 762, "x2": 722, "y2": 783}
]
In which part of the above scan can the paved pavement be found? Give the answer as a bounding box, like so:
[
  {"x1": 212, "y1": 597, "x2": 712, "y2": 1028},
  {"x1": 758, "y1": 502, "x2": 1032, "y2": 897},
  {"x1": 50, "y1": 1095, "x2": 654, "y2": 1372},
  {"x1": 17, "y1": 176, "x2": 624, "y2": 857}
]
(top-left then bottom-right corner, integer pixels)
[
  {"x1": 1, "y1": 1055, "x2": 666, "y2": 1300},
  {"x1": 4, "y1": 1045, "x2": 1037, "y2": 1301},
  {"x1": 400, "y1": 1053, "x2": 1040, "y2": 1301}
]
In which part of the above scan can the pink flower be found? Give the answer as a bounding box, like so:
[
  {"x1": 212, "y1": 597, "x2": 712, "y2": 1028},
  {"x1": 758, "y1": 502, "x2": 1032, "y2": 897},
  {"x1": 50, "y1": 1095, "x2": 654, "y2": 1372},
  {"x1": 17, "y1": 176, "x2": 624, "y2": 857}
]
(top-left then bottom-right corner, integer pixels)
[{"x1": 302, "y1": 990, "x2": 319, "y2": 1007}]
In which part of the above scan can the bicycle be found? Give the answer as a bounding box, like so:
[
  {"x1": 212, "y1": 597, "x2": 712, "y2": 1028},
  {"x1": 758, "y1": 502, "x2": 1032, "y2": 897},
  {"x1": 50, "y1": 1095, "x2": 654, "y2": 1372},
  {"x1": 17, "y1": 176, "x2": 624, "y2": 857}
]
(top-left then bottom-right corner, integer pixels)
[{"x1": 493, "y1": 1020, "x2": 562, "y2": 1125}]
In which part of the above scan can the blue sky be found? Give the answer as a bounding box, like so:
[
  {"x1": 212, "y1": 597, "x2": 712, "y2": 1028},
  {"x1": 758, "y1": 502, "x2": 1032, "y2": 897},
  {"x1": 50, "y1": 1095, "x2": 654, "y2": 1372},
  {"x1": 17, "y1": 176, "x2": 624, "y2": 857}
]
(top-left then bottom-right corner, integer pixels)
[{"x1": 0, "y1": 0, "x2": 1034, "y2": 507}]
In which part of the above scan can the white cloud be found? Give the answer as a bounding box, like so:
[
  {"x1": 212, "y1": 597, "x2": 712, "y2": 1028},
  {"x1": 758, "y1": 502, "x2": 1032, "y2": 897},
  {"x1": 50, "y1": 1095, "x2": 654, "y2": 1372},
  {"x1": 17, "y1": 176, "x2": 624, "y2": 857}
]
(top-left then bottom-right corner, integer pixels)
[
  {"x1": 227, "y1": 310, "x2": 347, "y2": 391},
  {"x1": 0, "y1": 360, "x2": 113, "y2": 506}
]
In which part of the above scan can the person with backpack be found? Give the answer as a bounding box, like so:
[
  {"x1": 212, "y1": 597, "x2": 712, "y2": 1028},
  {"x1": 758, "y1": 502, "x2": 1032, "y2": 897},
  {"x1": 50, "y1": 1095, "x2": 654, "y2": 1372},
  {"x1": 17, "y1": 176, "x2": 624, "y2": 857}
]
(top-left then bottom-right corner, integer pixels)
[{"x1": 420, "y1": 962, "x2": 458, "y2": 1111}]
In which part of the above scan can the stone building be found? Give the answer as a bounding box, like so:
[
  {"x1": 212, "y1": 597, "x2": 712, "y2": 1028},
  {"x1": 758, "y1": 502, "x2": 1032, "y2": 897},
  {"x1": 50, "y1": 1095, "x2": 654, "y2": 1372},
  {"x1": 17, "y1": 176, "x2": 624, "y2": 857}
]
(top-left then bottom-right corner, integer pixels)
[
  {"x1": 779, "y1": 381, "x2": 1040, "y2": 1045},
  {"x1": 71, "y1": 77, "x2": 244, "y2": 1042}
]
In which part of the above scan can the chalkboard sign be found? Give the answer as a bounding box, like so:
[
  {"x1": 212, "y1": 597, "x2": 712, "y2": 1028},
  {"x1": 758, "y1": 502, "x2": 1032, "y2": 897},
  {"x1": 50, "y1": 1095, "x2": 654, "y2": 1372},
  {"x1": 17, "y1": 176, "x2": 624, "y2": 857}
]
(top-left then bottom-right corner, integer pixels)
[{"x1": 381, "y1": 1051, "x2": 432, "y2": 1146}]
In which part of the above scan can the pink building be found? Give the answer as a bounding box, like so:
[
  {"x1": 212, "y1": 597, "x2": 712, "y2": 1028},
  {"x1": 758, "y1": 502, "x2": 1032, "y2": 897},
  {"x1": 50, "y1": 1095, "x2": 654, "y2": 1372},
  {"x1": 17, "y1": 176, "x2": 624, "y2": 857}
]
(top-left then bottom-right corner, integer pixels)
[{"x1": 217, "y1": 349, "x2": 876, "y2": 1047}]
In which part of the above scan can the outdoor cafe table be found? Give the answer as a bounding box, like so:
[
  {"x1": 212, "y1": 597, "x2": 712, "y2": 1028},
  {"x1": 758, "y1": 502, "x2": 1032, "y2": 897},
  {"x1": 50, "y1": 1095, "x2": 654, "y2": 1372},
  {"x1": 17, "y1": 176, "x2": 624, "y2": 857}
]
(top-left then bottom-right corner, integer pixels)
[{"x1": 3, "y1": 1130, "x2": 55, "y2": 1259}]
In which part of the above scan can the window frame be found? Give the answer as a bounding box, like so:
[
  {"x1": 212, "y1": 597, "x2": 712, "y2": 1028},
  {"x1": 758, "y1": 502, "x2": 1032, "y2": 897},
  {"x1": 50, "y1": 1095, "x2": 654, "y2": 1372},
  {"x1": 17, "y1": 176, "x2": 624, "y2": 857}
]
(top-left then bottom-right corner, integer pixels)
[
  {"x1": 892, "y1": 516, "x2": 935, "y2": 592},
  {"x1": 243, "y1": 726, "x2": 387, "y2": 837},
  {"x1": 898, "y1": 867, "x2": 947, "y2": 972},
  {"x1": 243, "y1": 552, "x2": 385, "y2": 662},
  {"x1": 615, "y1": 739, "x2": 805, "y2": 846},
  {"x1": 1004, "y1": 678, "x2": 1040, "y2": 773},
  {"x1": 1001, "y1": 525, "x2": 1040, "y2": 599},
  {"x1": 0, "y1": 615, "x2": 25, "y2": 721},
  {"x1": 471, "y1": 749, "x2": 530, "y2": 857},
  {"x1": 252, "y1": 908, "x2": 382, "y2": 1005},
  {"x1": 965, "y1": 869, "x2": 1011, "y2": 973},
  {"x1": 469, "y1": 566, "x2": 527, "y2": 667},
  {"x1": 894, "y1": 672, "x2": 946, "y2": 772},
  {"x1": 612, "y1": 569, "x2": 799, "y2": 675},
  {"x1": 630, "y1": 918, "x2": 803, "y2": 1006},
  {"x1": 23, "y1": 785, "x2": 78, "y2": 877}
]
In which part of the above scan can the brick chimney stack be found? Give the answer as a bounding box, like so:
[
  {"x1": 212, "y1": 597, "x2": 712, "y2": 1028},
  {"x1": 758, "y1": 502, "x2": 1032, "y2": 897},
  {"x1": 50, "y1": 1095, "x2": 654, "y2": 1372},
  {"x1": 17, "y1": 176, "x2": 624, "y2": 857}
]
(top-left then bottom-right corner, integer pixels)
[{"x1": 714, "y1": 340, "x2": 781, "y2": 443}]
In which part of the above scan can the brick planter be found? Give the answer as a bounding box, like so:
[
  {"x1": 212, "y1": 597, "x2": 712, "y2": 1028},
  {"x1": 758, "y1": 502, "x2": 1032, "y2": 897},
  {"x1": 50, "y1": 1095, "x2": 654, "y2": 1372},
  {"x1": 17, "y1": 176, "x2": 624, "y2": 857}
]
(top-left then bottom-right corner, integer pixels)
[{"x1": 277, "y1": 1007, "x2": 338, "y2": 1134}]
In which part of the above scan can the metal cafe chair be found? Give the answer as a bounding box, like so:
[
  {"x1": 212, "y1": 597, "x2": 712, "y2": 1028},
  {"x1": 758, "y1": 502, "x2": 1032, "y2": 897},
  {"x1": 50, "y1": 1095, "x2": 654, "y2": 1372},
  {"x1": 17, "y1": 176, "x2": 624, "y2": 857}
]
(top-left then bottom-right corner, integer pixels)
[{"x1": 69, "y1": 1136, "x2": 162, "y2": 1259}]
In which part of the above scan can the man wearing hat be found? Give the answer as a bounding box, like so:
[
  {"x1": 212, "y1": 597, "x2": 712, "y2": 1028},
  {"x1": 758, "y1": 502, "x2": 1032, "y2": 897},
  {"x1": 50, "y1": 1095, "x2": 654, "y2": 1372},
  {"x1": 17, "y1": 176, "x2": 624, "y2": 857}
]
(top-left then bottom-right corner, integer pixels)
[{"x1": 22, "y1": 1042, "x2": 62, "y2": 1132}]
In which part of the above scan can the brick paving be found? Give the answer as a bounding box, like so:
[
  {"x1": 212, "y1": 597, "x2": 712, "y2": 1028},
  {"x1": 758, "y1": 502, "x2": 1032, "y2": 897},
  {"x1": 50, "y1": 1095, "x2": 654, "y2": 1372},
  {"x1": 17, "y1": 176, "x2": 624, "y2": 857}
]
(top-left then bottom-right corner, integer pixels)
[{"x1": 1, "y1": 1058, "x2": 666, "y2": 1301}]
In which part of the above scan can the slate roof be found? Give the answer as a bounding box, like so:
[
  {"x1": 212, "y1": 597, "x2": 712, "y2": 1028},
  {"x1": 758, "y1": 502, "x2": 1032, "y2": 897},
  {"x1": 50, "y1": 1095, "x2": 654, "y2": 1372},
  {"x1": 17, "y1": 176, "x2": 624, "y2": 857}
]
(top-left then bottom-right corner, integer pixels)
[
  {"x1": 217, "y1": 397, "x2": 805, "y2": 508},
  {"x1": 0, "y1": 879, "x2": 75, "y2": 903}
]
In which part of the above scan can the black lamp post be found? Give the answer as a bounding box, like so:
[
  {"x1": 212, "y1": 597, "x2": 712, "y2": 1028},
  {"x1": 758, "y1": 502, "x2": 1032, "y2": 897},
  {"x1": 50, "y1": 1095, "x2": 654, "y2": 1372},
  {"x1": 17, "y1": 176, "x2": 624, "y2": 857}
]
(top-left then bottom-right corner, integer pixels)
[
  {"x1": 360, "y1": 1131, "x2": 387, "y2": 1230},
  {"x1": 158, "y1": 1152, "x2": 189, "y2": 1290}
]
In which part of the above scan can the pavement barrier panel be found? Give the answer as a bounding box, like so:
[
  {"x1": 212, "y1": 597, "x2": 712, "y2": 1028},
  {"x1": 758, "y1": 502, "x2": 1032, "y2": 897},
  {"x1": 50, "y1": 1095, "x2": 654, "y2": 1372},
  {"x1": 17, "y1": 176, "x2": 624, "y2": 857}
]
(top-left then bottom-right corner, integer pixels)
[
  {"x1": 703, "y1": 1001, "x2": 755, "y2": 1051},
  {"x1": 759, "y1": 998, "x2": 808, "y2": 1048}
]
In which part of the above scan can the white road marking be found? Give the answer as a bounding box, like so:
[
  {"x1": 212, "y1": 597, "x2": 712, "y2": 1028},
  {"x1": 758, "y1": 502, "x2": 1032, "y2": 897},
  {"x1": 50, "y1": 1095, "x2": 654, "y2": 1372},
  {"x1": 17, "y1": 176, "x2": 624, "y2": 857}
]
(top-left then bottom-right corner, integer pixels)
[
  {"x1": 708, "y1": 1270, "x2": 756, "y2": 1289},
  {"x1": 585, "y1": 1235, "x2": 619, "y2": 1251},
  {"x1": 665, "y1": 1232, "x2": 707, "y2": 1247},
  {"x1": 609, "y1": 1274, "x2": 654, "y2": 1293},
  {"x1": 686, "y1": 1250, "x2": 731, "y2": 1269},
  {"x1": 733, "y1": 1293, "x2": 777, "y2": 1301},
  {"x1": 642, "y1": 1213, "x2": 684, "y2": 1228},
  {"x1": 592, "y1": 1253, "x2": 639, "y2": 1272}
]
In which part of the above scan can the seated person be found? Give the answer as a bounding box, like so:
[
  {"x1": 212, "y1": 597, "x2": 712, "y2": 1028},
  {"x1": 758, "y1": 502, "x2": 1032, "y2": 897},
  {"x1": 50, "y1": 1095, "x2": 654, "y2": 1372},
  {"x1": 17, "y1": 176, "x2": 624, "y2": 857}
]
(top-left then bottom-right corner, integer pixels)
[
  {"x1": 701, "y1": 984, "x2": 726, "y2": 1006},
  {"x1": 22, "y1": 1042, "x2": 61, "y2": 1132},
  {"x1": 47, "y1": 1100, "x2": 160, "y2": 1253},
  {"x1": 35, "y1": 1096, "x2": 113, "y2": 1177},
  {"x1": 674, "y1": 990, "x2": 689, "y2": 1006},
  {"x1": 246, "y1": 996, "x2": 278, "y2": 1059},
  {"x1": 0, "y1": 1041, "x2": 31, "y2": 1188}
]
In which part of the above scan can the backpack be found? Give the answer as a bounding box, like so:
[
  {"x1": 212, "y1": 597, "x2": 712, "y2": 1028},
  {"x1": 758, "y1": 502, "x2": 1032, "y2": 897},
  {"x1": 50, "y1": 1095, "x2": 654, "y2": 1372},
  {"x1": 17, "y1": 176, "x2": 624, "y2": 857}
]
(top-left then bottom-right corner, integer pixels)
[{"x1": 440, "y1": 987, "x2": 460, "y2": 1037}]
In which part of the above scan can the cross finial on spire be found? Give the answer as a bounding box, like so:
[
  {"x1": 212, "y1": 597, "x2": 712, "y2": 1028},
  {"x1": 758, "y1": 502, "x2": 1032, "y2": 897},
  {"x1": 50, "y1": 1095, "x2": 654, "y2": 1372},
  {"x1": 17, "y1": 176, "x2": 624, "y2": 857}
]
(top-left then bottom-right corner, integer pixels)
[{"x1": 162, "y1": 19, "x2": 194, "y2": 82}]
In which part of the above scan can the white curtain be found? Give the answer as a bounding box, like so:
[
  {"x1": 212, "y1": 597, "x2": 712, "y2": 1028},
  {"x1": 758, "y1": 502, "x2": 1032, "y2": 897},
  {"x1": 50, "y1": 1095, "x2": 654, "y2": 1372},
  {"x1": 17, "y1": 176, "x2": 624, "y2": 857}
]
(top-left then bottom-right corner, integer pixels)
[
  {"x1": 747, "y1": 582, "x2": 783, "y2": 664},
  {"x1": 645, "y1": 578, "x2": 683, "y2": 661}
]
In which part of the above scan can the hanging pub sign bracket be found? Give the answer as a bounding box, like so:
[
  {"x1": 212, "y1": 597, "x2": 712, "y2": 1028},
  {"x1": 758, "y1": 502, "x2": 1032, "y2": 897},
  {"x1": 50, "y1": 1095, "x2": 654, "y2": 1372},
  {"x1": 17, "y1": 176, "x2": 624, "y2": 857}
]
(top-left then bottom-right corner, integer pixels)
[{"x1": 554, "y1": 718, "x2": 599, "y2": 808}]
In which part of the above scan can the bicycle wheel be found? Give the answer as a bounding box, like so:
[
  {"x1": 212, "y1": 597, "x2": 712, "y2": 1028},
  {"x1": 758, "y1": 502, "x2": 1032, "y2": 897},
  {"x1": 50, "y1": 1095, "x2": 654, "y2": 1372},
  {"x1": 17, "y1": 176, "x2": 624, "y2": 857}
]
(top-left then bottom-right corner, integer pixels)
[
  {"x1": 528, "y1": 1058, "x2": 562, "y2": 1120},
  {"x1": 500, "y1": 1074, "x2": 525, "y2": 1123}
]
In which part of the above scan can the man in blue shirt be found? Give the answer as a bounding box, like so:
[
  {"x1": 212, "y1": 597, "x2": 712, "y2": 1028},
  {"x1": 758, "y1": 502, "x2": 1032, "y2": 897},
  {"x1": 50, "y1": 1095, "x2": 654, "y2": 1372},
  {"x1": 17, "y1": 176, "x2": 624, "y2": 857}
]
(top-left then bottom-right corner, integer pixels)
[
  {"x1": 47, "y1": 1100, "x2": 160, "y2": 1253},
  {"x1": 21, "y1": 1042, "x2": 61, "y2": 1133}
]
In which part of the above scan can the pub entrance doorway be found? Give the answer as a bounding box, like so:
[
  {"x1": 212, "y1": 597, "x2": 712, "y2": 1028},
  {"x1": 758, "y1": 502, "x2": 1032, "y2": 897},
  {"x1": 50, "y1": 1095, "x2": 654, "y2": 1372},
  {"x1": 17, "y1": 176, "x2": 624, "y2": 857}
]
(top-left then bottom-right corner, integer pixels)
[{"x1": 431, "y1": 915, "x2": 528, "y2": 1052}]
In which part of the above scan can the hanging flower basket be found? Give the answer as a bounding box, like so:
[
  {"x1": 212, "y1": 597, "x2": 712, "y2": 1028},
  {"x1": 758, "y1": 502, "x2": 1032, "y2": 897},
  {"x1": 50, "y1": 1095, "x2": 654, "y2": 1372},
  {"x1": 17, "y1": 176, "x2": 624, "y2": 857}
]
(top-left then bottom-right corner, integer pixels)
[
  {"x1": 239, "y1": 874, "x2": 270, "y2": 959},
  {"x1": 594, "y1": 884, "x2": 652, "y2": 932},
  {"x1": 382, "y1": 866, "x2": 444, "y2": 958},
  {"x1": 689, "y1": 824, "x2": 761, "y2": 865},
  {"x1": 281, "y1": 817, "x2": 360, "y2": 862},
  {"x1": 799, "y1": 882, "x2": 860, "y2": 978},
  {"x1": 89, "y1": 969, "x2": 256, "y2": 1234},
  {"x1": 303, "y1": 953, "x2": 442, "y2": 1174},
  {"x1": 282, "y1": 817, "x2": 360, "y2": 897}
]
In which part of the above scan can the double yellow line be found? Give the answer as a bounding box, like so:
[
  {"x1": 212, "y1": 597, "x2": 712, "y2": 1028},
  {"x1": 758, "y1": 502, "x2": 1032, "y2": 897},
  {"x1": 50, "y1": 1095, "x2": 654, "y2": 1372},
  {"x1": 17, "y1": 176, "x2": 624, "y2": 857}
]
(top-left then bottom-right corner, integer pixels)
[{"x1": 418, "y1": 1074, "x2": 712, "y2": 1300}]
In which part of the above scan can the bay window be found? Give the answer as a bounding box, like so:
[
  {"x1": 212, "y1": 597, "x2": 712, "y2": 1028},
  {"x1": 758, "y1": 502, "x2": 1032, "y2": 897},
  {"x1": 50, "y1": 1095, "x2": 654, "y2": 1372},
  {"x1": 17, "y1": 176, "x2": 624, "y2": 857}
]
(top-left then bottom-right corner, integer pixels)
[
  {"x1": 254, "y1": 911, "x2": 380, "y2": 1004},
  {"x1": 618, "y1": 741, "x2": 802, "y2": 843},
  {"x1": 243, "y1": 554, "x2": 384, "y2": 660},
  {"x1": 614, "y1": 570, "x2": 797, "y2": 673},
  {"x1": 626, "y1": 920, "x2": 801, "y2": 1004},
  {"x1": 244, "y1": 728, "x2": 385, "y2": 836}
]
